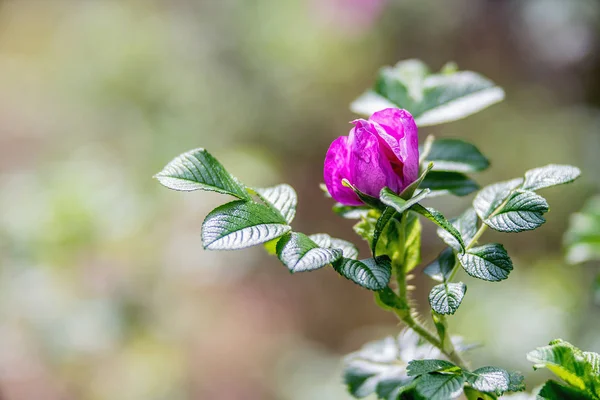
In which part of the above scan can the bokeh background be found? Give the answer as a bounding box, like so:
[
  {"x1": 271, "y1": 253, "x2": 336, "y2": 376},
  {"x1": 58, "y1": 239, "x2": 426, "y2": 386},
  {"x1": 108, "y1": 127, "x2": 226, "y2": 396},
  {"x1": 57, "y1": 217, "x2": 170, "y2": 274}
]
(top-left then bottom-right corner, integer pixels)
[{"x1": 1, "y1": 0, "x2": 600, "y2": 399}]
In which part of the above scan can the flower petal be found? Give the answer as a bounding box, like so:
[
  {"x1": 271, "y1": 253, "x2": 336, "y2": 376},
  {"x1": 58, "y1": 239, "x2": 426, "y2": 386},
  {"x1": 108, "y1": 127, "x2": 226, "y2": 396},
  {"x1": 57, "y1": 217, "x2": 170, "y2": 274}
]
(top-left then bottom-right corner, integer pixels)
[{"x1": 324, "y1": 136, "x2": 361, "y2": 205}]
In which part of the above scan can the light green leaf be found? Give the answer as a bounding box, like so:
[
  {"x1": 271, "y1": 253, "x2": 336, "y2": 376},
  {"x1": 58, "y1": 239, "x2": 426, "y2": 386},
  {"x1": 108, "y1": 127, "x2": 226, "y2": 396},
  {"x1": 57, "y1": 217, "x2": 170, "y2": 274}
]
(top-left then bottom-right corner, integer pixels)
[
  {"x1": 416, "y1": 373, "x2": 466, "y2": 400},
  {"x1": 473, "y1": 178, "x2": 524, "y2": 221},
  {"x1": 308, "y1": 233, "x2": 359, "y2": 260},
  {"x1": 527, "y1": 339, "x2": 600, "y2": 398},
  {"x1": 423, "y1": 138, "x2": 490, "y2": 173},
  {"x1": 155, "y1": 148, "x2": 249, "y2": 199},
  {"x1": 353, "y1": 210, "x2": 380, "y2": 243},
  {"x1": 458, "y1": 244, "x2": 513, "y2": 282},
  {"x1": 407, "y1": 360, "x2": 460, "y2": 377},
  {"x1": 351, "y1": 59, "x2": 505, "y2": 126},
  {"x1": 465, "y1": 367, "x2": 510, "y2": 395},
  {"x1": 429, "y1": 282, "x2": 467, "y2": 315},
  {"x1": 424, "y1": 248, "x2": 456, "y2": 282},
  {"x1": 276, "y1": 232, "x2": 342, "y2": 273},
  {"x1": 334, "y1": 256, "x2": 392, "y2": 290},
  {"x1": 202, "y1": 201, "x2": 291, "y2": 250},
  {"x1": 402, "y1": 212, "x2": 422, "y2": 273},
  {"x1": 256, "y1": 184, "x2": 297, "y2": 224},
  {"x1": 537, "y1": 380, "x2": 591, "y2": 400},
  {"x1": 372, "y1": 207, "x2": 397, "y2": 255},
  {"x1": 420, "y1": 171, "x2": 479, "y2": 197},
  {"x1": 463, "y1": 387, "x2": 497, "y2": 400},
  {"x1": 437, "y1": 208, "x2": 478, "y2": 252},
  {"x1": 411, "y1": 204, "x2": 465, "y2": 252},
  {"x1": 484, "y1": 190, "x2": 549, "y2": 233},
  {"x1": 522, "y1": 164, "x2": 581, "y2": 191},
  {"x1": 380, "y1": 187, "x2": 430, "y2": 214},
  {"x1": 564, "y1": 195, "x2": 600, "y2": 265}
]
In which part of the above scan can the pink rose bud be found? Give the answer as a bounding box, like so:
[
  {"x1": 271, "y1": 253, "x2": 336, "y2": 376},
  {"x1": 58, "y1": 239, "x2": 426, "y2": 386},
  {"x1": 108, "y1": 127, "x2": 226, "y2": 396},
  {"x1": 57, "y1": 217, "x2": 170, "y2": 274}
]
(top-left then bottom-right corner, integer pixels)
[{"x1": 324, "y1": 108, "x2": 419, "y2": 206}]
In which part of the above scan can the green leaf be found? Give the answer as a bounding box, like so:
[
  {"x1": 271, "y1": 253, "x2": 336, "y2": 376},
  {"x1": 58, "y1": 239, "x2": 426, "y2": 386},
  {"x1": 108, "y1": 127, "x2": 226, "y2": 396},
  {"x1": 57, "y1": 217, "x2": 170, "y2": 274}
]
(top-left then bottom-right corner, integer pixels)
[
  {"x1": 564, "y1": 195, "x2": 600, "y2": 265},
  {"x1": 380, "y1": 187, "x2": 431, "y2": 214},
  {"x1": 407, "y1": 360, "x2": 460, "y2": 377},
  {"x1": 423, "y1": 138, "x2": 490, "y2": 173},
  {"x1": 463, "y1": 387, "x2": 497, "y2": 400},
  {"x1": 155, "y1": 148, "x2": 249, "y2": 199},
  {"x1": 429, "y1": 282, "x2": 467, "y2": 315},
  {"x1": 537, "y1": 380, "x2": 591, "y2": 400},
  {"x1": 202, "y1": 201, "x2": 291, "y2": 250},
  {"x1": 437, "y1": 208, "x2": 478, "y2": 252},
  {"x1": 276, "y1": 232, "x2": 342, "y2": 273},
  {"x1": 351, "y1": 60, "x2": 505, "y2": 126},
  {"x1": 458, "y1": 244, "x2": 513, "y2": 282},
  {"x1": 342, "y1": 179, "x2": 385, "y2": 210},
  {"x1": 334, "y1": 256, "x2": 392, "y2": 290},
  {"x1": 420, "y1": 171, "x2": 479, "y2": 197},
  {"x1": 333, "y1": 203, "x2": 371, "y2": 219},
  {"x1": 255, "y1": 184, "x2": 297, "y2": 224},
  {"x1": 353, "y1": 210, "x2": 380, "y2": 243},
  {"x1": 507, "y1": 371, "x2": 526, "y2": 392},
  {"x1": 424, "y1": 248, "x2": 456, "y2": 282},
  {"x1": 527, "y1": 339, "x2": 600, "y2": 398},
  {"x1": 483, "y1": 190, "x2": 549, "y2": 233},
  {"x1": 416, "y1": 373, "x2": 466, "y2": 400},
  {"x1": 522, "y1": 164, "x2": 581, "y2": 191},
  {"x1": 411, "y1": 204, "x2": 465, "y2": 252},
  {"x1": 372, "y1": 207, "x2": 397, "y2": 255},
  {"x1": 400, "y1": 163, "x2": 434, "y2": 200},
  {"x1": 473, "y1": 178, "x2": 524, "y2": 222},
  {"x1": 465, "y1": 367, "x2": 510, "y2": 395},
  {"x1": 402, "y1": 212, "x2": 423, "y2": 273},
  {"x1": 308, "y1": 233, "x2": 359, "y2": 259}
]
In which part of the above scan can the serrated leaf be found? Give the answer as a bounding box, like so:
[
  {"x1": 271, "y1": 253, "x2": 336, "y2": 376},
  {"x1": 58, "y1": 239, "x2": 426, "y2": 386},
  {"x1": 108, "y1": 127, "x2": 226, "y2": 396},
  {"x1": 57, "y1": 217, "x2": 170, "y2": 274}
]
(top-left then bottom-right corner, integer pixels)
[
  {"x1": 411, "y1": 204, "x2": 465, "y2": 252},
  {"x1": 484, "y1": 190, "x2": 549, "y2": 233},
  {"x1": 465, "y1": 367, "x2": 510, "y2": 395},
  {"x1": 380, "y1": 187, "x2": 431, "y2": 214},
  {"x1": 527, "y1": 339, "x2": 600, "y2": 397},
  {"x1": 155, "y1": 148, "x2": 249, "y2": 199},
  {"x1": 334, "y1": 256, "x2": 392, "y2": 290},
  {"x1": 351, "y1": 60, "x2": 505, "y2": 127},
  {"x1": 416, "y1": 373, "x2": 466, "y2": 400},
  {"x1": 201, "y1": 201, "x2": 291, "y2": 250},
  {"x1": 522, "y1": 164, "x2": 581, "y2": 191},
  {"x1": 424, "y1": 248, "x2": 456, "y2": 282},
  {"x1": 537, "y1": 380, "x2": 591, "y2": 400},
  {"x1": 458, "y1": 244, "x2": 513, "y2": 282},
  {"x1": 309, "y1": 233, "x2": 359, "y2": 260},
  {"x1": 255, "y1": 184, "x2": 297, "y2": 224},
  {"x1": 429, "y1": 282, "x2": 467, "y2": 315},
  {"x1": 473, "y1": 178, "x2": 524, "y2": 221},
  {"x1": 437, "y1": 208, "x2": 478, "y2": 251},
  {"x1": 407, "y1": 360, "x2": 460, "y2": 377},
  {"x1": 420, "y1": 171, "x2": 479, "y2": 197},
  {"x1": 276, "y1": 232, "x2": 341, "y2": 273},
  {"x1": 423, "y1": 138, "x2": 490, "y2": 173}
]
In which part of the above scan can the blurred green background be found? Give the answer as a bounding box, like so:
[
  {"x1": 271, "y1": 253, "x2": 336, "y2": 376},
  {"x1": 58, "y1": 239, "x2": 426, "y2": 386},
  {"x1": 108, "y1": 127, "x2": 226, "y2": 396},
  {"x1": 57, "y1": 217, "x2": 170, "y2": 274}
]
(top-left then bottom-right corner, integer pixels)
[{"x1": 1, "y1": 0, "x2": 600, "y2": 399}]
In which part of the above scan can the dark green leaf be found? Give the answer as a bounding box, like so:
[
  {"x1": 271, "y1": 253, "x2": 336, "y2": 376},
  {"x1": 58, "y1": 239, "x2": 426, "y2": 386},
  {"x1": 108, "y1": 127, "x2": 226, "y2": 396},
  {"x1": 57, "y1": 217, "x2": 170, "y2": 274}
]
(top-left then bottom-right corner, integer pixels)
[
  {"x1": 411, "y1": 204, "x2": 465, "y2": 252},
  {"x1": 333, "y1": 203, "x2": 371, "y2": 219},
  {"x1": 437, "y1": 208, "x2": 478, "y2": 251},
  {"x1": 380, "y1": 187, "x2": 431, "y2": 214},
  {"x1": 420, "y1": 171, "x2": 479, "y2": 197},
  {"x1": 334, "y1": 256, "x2": 392, "y2": 290},
  {"x1": 424, "y1": 248, "x2": 456, "y2": 282},
  {"x1": 522, "y1": 164, "x2": 581, "y2": 191},
  {"x1": 429, "y1": 282, "x2": 467, "y2": 315},
  {"x1": 415, "y1": 373, "x2": 466, "y2": 400},
  {"x1": 507, "y1": 371, "x2": 526, "y2": 392},
  {"x1": 255, "y1": 184, "x2": 297, "y2": 224},
  {"x1": 276, "y1": 232, "x2": 342, "y2": 273},
  {"x1": 465, "y1": 367, "x2": 509, "y2": 395},
  {"x1": 351, "y1": 60, "x2": 505, "y2": 126},
  {"x1": 483, "y1": 190, "x2": 549, "y2": 233},
  {"x1": 458, "y1": 244, "x2": 513, "y2": 282},
  {"x1": 407, "y1": 360, "x2": 460, "y2": 377},
  {"x1": 423, "y1": 138, "x2": 490, "y2": 173},
  {"x1": 537, "y1": 380, "x2": 590, "y2": 400},
  {"x1": 201, "y1": 201, "x2": 291, "y2": 250},
  {"x1": 155, "y1": 148, "x2": 249, "y2": 199},
  {"x1": 473, "y1": 178, "x2": 524, "y2": 222},
  {"x1": 308, "y1": 233, "x2": 359, "y2": 259},
  {"x1": 372, "y1": 207, "x2": 397, "y2": 255}
]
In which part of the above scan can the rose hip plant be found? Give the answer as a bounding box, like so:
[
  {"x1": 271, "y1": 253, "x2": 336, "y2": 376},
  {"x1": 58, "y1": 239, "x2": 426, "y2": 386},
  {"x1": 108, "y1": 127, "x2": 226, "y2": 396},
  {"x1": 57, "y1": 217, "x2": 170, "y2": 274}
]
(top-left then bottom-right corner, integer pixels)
[{"x1": 155, "y1": 60, "x2": 597, "y2": 399}]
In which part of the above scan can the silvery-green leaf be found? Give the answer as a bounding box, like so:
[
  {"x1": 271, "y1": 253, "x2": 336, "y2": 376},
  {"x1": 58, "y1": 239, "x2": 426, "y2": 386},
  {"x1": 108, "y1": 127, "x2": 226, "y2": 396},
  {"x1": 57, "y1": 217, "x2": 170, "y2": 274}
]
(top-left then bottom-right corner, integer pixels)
[
  {"x1": 522, "y1": 164, "x2": 581, "y2": 191},
  {"x1": 473, "y1": 178, "x2": 524, "y2": 221},
  {"x1": 155, "y1": 148, "x2": 249, "y2": 199},
  {"x1": 202, "y1": 201, "x2": 290, "y2": 250},
  {"x1": 484, "y1": 190, "x2": 549, "y2": 233},
  {"x1": 276, "y1": 232, "x2": 341, "y2": 273},
  {"x1": 256, "y1": 184, "x2": 297, "y2": 224},
  {"x1": 458, "y1": 244, "x2": 513, "y2": 282},
  {"x1": 465, "y1": 367, "x2": 510, "y2": 394},
  {"x1": 334, "y1": 256, "x2": 392, "y2": 291},
  {"x1": 437, "y1": 208, "x2": 478, "y2": 251},
  {"x1": 412, "y1": 204, "x2": 465, "y2": 252},
  {"x1": 416, "y1": 372, "x2": 466, "y2": 400},
  {"x1": 429, "y1": 282, "x2": 467, "y2": 315}
]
